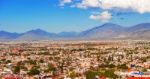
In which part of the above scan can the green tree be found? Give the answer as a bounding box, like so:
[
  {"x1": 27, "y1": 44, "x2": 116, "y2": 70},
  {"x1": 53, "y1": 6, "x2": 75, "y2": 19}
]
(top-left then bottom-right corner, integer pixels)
[
  {"x1": 27, "y1": 67, "x2": 40, "y2": 75},
  {"x1": 47, "y1": 64, "x2": 56, "y2": 71},
  {"x1": 117, "y1": 64, "x2": 128, "y2": 70},
  {"x1": 13, "y1": 65, "x2": 20, "y2": 74},
  {"x1": 108, "y1": 64, "x2": 116, "y2": 68},
  {"x1": 27, "y1": 59, "x2": 37, "y2": 65},
  {"x1": 85, "y1": 70, "x2": 99, "y2": 79},
  {"x1": 69, "y1": 71, "x2": 78, "y2": 78},
  {"x1": 104, "y1": 69, "x2": 118, "y2": 79}
]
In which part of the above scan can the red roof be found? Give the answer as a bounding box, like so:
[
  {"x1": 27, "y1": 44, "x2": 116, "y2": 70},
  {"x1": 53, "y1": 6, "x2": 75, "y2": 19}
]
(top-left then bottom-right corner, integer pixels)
[
  {"x1": 99, "y1": 76, "x2": 106, "y2": 79},
  {"x1": 3, "y1": 74, "x2": 22, "y2": 79},
  {"x1": 128, "y1": 77, "x2": 150, "y2": 79}
]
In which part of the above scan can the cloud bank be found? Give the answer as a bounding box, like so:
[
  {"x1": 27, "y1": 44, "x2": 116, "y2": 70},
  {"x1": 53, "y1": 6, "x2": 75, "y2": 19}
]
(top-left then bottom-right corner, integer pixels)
[{"x1": 59, "y1": 0, "x2": 150, "y2": 22}]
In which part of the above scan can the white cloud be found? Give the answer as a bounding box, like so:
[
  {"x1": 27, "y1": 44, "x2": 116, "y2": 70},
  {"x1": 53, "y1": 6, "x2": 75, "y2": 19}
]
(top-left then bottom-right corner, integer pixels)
[
  {"x1": 76, "y1": 0, "x2": 101, "y2": 9},
  {"x1": 89, "y1": 11, "x2": 112, "y2": 22},
  {"x1": 69, "y1": 0, "x2": 150, "y2": 13},
  {"x1": 59, "y1": 0, "x2": 72, "y2": 6},
  {"x1": 99, "y1": 0, "x2": 150, "y2": 13}
]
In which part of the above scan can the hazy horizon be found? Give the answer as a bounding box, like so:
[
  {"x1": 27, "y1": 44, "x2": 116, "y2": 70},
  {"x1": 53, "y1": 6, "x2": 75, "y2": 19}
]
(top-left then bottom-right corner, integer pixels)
[{"x1": 0, "y1": 22, "x2": 150, "y2": 34}]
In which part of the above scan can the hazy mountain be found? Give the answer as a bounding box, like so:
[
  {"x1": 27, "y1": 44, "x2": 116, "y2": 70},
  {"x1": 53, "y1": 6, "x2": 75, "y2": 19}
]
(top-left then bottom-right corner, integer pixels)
[
  {"x1": 0, "y1": 23, "x2": 150, "y2": 41},
  {"x1": 126, "y1": 23, "x2": 150, "y2": 32},
  {"x1": 58, "y1": 32, "x2": 78, "y2": 37},
  {"x1": 79, "y1": 23, "x2": 125, "y2": 39},
  {"x1": 16, "y1": 29, "x2": 58, "y2": 41},
  {"x1": 125, "y1": 23, "x2": 150, "y2": 39},
  {"x1": 79, "y1": 23, "x2": 150, "y2": 40},
  {"x1": 0, "y1": 31, "x2": 20, "y2": 41}
]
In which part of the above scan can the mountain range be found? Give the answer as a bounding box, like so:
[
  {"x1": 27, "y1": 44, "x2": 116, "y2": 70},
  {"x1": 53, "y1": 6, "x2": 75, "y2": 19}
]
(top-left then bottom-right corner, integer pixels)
[{"x1": 1, "y1": 23, "x2": 150, "y2": 41}]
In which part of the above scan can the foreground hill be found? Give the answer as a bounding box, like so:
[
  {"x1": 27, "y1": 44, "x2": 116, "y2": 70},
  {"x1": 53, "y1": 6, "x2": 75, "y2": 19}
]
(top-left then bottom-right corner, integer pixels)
[{"x1": 0, "y1": 23, "x2": 150, "y2": 41}]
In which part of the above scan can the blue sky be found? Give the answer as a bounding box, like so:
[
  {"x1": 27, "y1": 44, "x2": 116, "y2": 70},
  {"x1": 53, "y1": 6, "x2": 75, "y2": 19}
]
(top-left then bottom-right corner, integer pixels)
[{"x1": 0, "y1": 0, "x2": 150, "y2": 33}]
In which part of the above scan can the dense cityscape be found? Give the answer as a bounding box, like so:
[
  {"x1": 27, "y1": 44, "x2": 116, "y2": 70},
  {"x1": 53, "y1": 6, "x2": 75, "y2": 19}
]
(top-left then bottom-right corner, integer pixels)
[
  {"x1": 1, "y1": 0, "x2": 150, "y2": 79},
  {"x1": 0, "y1": 40, "x2": 150, "y2": 79}
]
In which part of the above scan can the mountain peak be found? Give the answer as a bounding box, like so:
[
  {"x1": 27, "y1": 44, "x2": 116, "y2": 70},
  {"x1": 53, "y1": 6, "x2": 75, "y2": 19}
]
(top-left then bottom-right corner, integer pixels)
[
  {"x1": 29, "y1": 29, "x2": 46, "y2": 32},
  {"x1": 101, "y1": 23, "x2": 122, "y2": 28},
  {"x1": 90, "y1": 23, "x2": 123, "y2": 32},
  {"x1": 25, "y1": 29, "x2": 51, "y2": 35},
  {"x1": 102, "y1": 23, "x2": 118, "y2": 26}
]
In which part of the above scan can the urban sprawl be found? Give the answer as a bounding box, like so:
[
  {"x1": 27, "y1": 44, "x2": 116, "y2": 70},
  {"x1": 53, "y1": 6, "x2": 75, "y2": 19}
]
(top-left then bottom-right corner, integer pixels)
[{"x1": 0, "y1": 40, "x2": 150, "y2": 79}]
